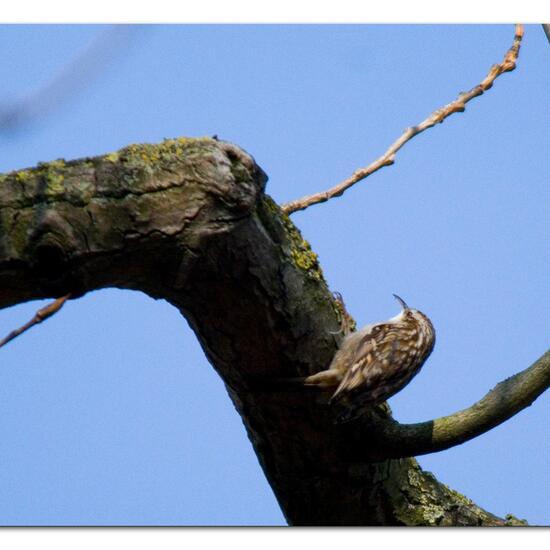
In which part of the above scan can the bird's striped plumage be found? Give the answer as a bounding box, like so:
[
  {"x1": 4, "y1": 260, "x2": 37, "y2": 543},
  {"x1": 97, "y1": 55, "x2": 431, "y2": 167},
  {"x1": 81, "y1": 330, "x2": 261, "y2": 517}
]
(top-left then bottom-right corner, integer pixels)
[{"x1": 303, "y1": 295, "x2": 435, "y2": 423}]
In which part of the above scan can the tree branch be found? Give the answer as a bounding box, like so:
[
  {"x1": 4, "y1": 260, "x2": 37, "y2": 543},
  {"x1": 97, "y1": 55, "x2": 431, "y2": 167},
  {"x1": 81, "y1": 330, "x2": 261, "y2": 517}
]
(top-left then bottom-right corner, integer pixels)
[
  {"x1": 359, "y1": 349, "x2": 550, "y2": 460},
  {"x1": 281, "y1": 24, "x2": 524, "y2": 216},
  {"x1": 0, "y1": 138, "x2": 527, "y2": 525},
  {"x1": 0, "y1": 293, "x2": 71, "y2": 348}
]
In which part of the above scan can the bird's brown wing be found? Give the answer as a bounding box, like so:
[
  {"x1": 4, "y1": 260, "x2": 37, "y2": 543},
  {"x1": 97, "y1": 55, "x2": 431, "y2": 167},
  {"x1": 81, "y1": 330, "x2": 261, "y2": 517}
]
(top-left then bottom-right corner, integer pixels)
[{"x1": 329, "y1": 325, "x2": 415, "y2": 420}]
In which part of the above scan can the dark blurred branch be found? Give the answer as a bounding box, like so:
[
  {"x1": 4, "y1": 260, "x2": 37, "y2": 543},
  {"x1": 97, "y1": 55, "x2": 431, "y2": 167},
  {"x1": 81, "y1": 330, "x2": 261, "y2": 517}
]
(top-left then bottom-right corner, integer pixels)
[
  {"x1": 0, "y1": 25, "x2": 147, "y2": 135},
  {"x1": 543, "y1": 24, "x2": 550, "y2": 45}
]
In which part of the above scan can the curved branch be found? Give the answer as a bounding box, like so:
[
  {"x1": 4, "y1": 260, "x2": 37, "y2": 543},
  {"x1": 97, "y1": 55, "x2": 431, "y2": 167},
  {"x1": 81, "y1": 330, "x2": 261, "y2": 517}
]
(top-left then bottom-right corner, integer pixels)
[
  {"x1": 363, "y1": 349, "x2": 550, "y2": 460},
  {"x1": 0, "y1": 138, "x2": 525, "y2": 525},
  {"x1": 281, "y1": 24, "x2": 524, "y2": 215}
]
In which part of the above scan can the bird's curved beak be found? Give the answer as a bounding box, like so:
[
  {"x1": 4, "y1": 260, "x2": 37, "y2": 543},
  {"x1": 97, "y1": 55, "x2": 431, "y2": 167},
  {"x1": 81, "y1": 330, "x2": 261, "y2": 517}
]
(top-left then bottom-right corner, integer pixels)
[{"x1": 392, "y1": 294, "x2": 409, "y2": 310}]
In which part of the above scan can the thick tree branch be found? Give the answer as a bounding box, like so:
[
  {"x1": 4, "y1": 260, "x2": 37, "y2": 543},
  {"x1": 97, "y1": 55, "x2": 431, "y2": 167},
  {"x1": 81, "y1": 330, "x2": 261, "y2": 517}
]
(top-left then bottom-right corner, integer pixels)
[
  {"x1": 281, "y1": 24, "x2": 524, "y2": 215},
  {"x1": 0, "y1": 139, "x2": 529, "y2": 525},
  {"x1": 356, "y1": 349, "x2": 550, "y2": 461}
]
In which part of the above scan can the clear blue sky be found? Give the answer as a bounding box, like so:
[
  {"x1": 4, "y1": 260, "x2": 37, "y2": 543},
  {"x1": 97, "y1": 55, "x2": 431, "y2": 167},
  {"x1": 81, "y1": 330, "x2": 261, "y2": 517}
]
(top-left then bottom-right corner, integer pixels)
[{"x1": 0, "y1": 24, "x2": 549, "y2": 526}]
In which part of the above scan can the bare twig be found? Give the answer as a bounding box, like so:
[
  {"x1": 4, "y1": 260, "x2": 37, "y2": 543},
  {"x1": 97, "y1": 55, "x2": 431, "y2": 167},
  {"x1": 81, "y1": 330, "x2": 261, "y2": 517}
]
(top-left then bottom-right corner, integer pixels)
[
  {"x1": 362, "y1": 348, "x2": 550, "y2": 460},
  {"x1": 281, "y1": 24, "x2": 524, "y2": 216},
  {"x1": 0, "y1": 294, "x2": 71, "y2": 349}
]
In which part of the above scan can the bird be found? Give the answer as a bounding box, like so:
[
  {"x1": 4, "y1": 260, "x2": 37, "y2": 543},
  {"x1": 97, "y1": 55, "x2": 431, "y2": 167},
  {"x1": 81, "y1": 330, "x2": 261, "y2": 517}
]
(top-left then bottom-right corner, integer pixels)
[{"x1": 302, "y1": 294, "x2": 436, "y2": 423}]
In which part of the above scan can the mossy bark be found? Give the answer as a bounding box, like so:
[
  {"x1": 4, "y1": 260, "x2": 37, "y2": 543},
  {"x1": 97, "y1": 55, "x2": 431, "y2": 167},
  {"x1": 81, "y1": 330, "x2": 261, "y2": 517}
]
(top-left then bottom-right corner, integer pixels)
[{"x1": 0, "y1": 137, "x2": 525, "y2": 526}]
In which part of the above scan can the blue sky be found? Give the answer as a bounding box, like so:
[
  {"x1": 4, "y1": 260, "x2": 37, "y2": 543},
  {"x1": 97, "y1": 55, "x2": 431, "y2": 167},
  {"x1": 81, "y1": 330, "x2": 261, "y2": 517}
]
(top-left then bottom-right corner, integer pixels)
[{"x1": 0, "y1": 24, "x2": 549, "y2": 526}]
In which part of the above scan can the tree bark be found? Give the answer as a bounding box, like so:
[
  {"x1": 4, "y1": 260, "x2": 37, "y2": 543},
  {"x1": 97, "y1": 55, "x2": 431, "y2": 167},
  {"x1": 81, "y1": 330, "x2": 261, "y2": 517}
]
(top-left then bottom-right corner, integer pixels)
[{"x1": 0, "y1": 138, "x2": 527, "y2": 525}]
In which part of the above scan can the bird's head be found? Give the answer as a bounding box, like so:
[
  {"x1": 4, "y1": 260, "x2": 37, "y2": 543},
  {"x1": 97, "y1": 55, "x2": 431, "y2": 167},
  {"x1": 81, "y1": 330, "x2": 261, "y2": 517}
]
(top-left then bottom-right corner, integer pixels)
[{"x1": 390, "y1": 294, "x2": 434, "y2": 332}]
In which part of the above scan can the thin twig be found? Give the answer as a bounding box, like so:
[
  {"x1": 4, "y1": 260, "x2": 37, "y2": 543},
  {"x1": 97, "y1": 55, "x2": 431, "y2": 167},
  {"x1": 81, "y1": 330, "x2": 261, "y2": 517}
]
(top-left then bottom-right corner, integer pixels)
[
  {"x1": 281, "y1": 24, "x2": 524, "y2": 216},
  {"x1": 0, "y1": 294, "x2": 71, "y2": 349}
]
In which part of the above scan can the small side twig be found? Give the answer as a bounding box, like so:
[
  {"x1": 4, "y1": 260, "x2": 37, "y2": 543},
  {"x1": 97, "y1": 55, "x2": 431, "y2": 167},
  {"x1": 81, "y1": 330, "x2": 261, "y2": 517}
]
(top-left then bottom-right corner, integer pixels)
[
  {"x1": 281, "y1": 24, "x2": 524, "y2": 216},
  {"x1": 0, "y1": 294, "x2": 71, "y2": 349},
  {"x1": 331, "y1": 292, "x2": 356, "y2": 336}
]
